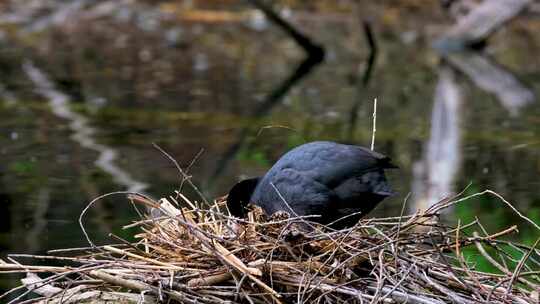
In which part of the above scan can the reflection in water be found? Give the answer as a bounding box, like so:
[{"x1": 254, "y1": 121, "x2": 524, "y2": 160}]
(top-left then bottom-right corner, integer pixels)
[
  {"x1": 209, "y1": 0, "x2": 324, "y2": 187},
  {"x1": 412, "y1": 0, "x2": 537, "y2": 212},
  {"x1": 433, "y1": 0, "x2": 535, "y2": 116},
  {"x1": 412, "y1": 65, "x2": 462, "y2": 212},
  {"x1": 24, "y1": 188, "x2": 49, "y2": 253},
  {"x1": 208, "y1": 50, "x2": 323, "y2": 188},
  {"x1": 347, "y1": 21, "x2": 377, "y2": 140},
  {"x1": 0, "y1": 0, "x2": 88, "y2": 33},
  {"x1": 24, "y1": 0, "x2": 88, "y2": 33},
  {"x1": 0, "y1": 83, "x2": 16, "y2": 106},
  {"x1": 0, "y1": 1, "x2": 538, "y2": 293},
  {"x1": 435, "y1": 0, "x2": 531, "y2": 51},
  {"x1": 445, "y1": 51, "x2": 534, "y2": 116},
  {"x1": 23, "y1": 62, "x2": 147, "y2": 193}
]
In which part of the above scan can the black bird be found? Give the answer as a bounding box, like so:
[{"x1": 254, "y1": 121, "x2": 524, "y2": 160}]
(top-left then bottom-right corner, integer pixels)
[{"x1": 226, "y1": 141, "x2": 397, "y2": 228}]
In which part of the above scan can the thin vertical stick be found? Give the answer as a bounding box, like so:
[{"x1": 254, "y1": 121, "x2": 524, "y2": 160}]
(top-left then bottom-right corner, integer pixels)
[{"x1": 371, "y1": 98, "x2": 378, "y2": 150}]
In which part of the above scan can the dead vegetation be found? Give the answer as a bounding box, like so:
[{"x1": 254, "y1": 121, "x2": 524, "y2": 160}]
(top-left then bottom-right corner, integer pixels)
[{"x1": 1, "y1": 189, "x2": 539, "y2": 304}]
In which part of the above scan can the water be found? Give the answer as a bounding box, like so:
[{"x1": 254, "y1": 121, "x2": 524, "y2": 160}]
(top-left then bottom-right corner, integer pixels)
[{"x1": 1, "y1": 1, "x2": 539, "y2": 295}]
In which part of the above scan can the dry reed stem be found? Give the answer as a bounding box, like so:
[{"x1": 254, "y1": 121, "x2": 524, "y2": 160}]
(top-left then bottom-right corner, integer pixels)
[{"x1": 1, "y1": 189, "x2": 538, "y2": 304}]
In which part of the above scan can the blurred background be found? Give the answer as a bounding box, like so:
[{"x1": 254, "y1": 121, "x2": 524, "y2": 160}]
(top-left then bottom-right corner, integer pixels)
[{"x1": 0, "y1": 0, "x2": 539, "y2": 294}]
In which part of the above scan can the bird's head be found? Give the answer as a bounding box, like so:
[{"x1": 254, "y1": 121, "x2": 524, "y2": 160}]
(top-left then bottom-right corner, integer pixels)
[{"x1": 226, "y1": 177, "x2": 260, "y2": 218}]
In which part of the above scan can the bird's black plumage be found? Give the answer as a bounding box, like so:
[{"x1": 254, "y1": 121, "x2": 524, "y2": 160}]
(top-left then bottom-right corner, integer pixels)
[{"x1": 226, "y1": 141, "x2": 397, "y2": 228}]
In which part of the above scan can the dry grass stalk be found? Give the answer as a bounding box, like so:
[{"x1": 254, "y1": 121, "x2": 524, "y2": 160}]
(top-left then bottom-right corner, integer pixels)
[{"x1": 1, "y1": 190, "x2": 539, "y2": 304}]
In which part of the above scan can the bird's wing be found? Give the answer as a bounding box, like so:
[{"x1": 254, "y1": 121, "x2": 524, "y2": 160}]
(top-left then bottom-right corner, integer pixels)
[
  {"x1": 333, "y1": 170, "x2": 395, "y2": 200},
  {"x1": 275, "y1": 142, "x2": 395, "y2": 187},
  {"x1": 252, "y1": 168, "x2": 337, "y2": 218}
]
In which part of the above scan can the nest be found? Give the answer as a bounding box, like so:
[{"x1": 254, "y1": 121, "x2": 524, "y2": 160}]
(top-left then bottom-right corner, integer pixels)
[{"x1": 1, "y1": 190, "x2": 539, "y2": 304}]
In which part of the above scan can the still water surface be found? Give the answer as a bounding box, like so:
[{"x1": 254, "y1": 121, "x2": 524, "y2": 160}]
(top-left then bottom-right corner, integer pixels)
[{"x1": 0, "y1": 1, "x2": 539, "y2": 293}]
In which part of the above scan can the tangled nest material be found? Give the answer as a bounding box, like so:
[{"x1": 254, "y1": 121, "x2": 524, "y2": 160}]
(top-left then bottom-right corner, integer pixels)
[{"x1": 1, "y1": 190, "x2": 539, "y2": 304}]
